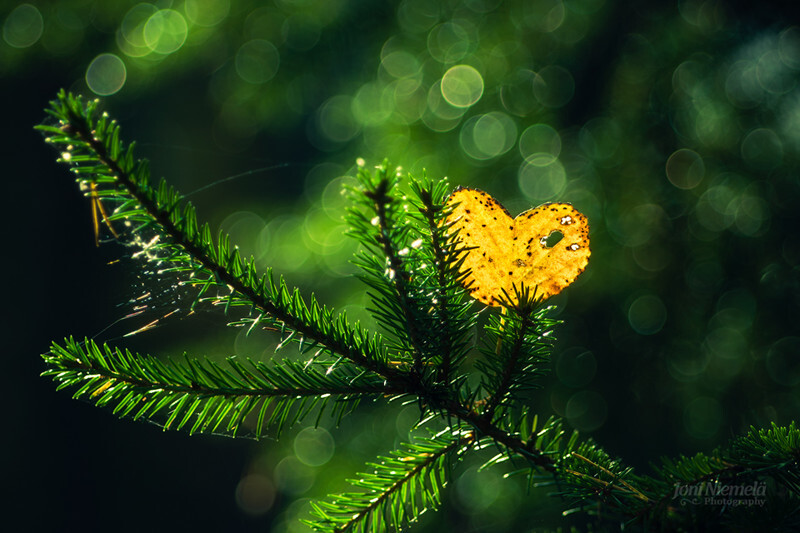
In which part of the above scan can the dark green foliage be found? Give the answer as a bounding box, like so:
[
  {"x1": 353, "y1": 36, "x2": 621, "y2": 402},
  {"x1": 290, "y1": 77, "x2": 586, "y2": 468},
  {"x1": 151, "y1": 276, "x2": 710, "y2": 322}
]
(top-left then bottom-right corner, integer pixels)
[
  {"x1": 38, "y1": 91, "x2": 800, "y2": 532},
  {"x1": 476, "y1": 289, "x2": 560, "y2": 425},
  {"x1": 345, "y1": 165, "x2": 474, "y2": 384}
]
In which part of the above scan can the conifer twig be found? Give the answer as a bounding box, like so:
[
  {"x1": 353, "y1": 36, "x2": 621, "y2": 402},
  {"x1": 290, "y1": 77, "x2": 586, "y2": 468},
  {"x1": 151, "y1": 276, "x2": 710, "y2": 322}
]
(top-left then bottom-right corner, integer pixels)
[
  {"x1": 363, "y1": 174, "x2": 426, "y2": 374},
  {"x1": 38, "y1": 91, "x2": 800, "y2": 532}
]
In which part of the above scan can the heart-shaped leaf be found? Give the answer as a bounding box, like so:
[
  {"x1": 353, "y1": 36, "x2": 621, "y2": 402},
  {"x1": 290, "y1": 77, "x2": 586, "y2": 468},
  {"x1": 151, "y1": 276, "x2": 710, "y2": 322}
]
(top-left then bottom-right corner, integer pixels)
[{"x1": 446, "y1": 187, "x2": 590, "y2": 306}]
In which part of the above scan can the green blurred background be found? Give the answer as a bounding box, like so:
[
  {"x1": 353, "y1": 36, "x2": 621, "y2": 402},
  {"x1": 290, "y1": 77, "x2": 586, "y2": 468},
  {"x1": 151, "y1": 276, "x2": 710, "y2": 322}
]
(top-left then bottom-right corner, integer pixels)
[{"x1": 5, "y1": 0, "x2": 799, "y2": 531}]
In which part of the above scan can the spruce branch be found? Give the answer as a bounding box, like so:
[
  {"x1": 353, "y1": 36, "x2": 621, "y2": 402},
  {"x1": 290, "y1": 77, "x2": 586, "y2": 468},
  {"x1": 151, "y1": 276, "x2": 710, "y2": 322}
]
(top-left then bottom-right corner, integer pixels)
[
  {"x1": 38, "y1": 91, "x2": 408, "y2": 386},
  {"x1": 548, "y1": 423, "x2": 800, "y2": 528},
  {"x1": 476, "y1": 286, "x2": 557, "y2": 424},
  {"x1": 307, "y1": 429, "x2": 475, "y2": 533},
  {"x1": 37, "y1": 92, "x2": 561, "y2": 456},
  {"x1": 38, "y1": 91, "x2": 574, "y2": 467},
  {"x1": 38, "y1": 91, "x2": 800, "y2": 532},
  {"x1": 347, "y1": 163, "x2": 429, "y2": 372},
  {"x1": 408, "y1": 178, "x2": 474, "y2": 386},
  {"x1": 43, "y1": 337, "x2": 402, "y2": 437},
  {"x1": 649, "y1": 423, "x2": 800, "y2": 517}
]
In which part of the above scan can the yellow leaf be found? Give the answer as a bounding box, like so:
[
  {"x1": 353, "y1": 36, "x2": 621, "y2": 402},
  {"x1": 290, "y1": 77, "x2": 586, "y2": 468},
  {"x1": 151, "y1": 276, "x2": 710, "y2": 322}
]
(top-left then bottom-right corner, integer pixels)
[{"x1": 446, "y1": 187, "x2": 590, "y2": 306}]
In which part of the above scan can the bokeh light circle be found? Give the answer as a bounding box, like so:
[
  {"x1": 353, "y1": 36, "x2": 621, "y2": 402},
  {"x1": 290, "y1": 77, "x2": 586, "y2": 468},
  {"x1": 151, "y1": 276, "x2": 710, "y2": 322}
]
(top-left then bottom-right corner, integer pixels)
[
  {"x1": 556, "y1": 348, "x2": 597, "y2": 388},
  {"x1": 397, "y1": 0, "x2": 439, "y2": 33},
  {"x1": 235, "y1": 40, "x2": 280, "y2": 84},
  {"x1": 220, "y1": 211, "x2": 266, "y2": 260},
  {"x1": 519, "y1": 123, "x2": 561, "y2": 163},
  {"x1": 235, "y1": 474, "x2": 276, "y2": 516},
  {"x1": 316, "y1": 95, "x2": 360, "y2": 144},
  {"x1": 143, "y1": 9, "x2": 188, "y2": 55},
  {"x1": 303, "y1": 207, "x2": 346, "y2": 249},
  {"x1": 184, "y1": 0, "x2": 231, "y2": 28},
  {"x1": 741, "y1": 128, "x2": 783, "y2": 170},
  {"x1": 352, "y1": 82, "x2": 394, "y2": 126},
  {"x1": 455, "y1": 466, "x2": 501, "y2": 514},
  {"x1": 282, "y1": 13, "x2": 321, "y2": 51},
  {"x1": 627, "y1": 294, "x2": 667, "y2": 335},
  {"x1": 459, "y1": 112, "x2": 517, "y2": 160},
  {"x1": 532, "y1": 65, "x2": 574, "y2": 108},
  {"x1": 423, "y1": 80, "x2": 467, "y2": 131},
  {"x1": 725, "y1": 60, "x2": 763, "y2": 109},
  {"x1": 293, "y1": 427, "x2": 335, "y2": 467},
  {"x1": 85, "y1": 54, "x2": 127, "y2": 96},
  {"x1": 565, "y1": 390, "x2": 607, "y2": 432},
  {"x1": 518, "y1": 156, "x2": 567, "y2": 201},
  {"x1": 380, "y1": 50, "x2": 421, "y2": 79},
  {"x1": 667, "y1": 342, "x2": 711, "y2": 382},
  {"x1": 441, "y1": 65, "x2": 484, "y2": 108},
  {"x1": 426, "y1": 79, "x2": 465, "y2": 120},
  {"x1": 706, "y1": 325, "x2": 747, "y2": 359},
  {"x1": 523, "y1": 0, "x2": 566, "y2": 33},
  {"x1": 500, "y1": 69, "x2": 542, "y2": 116},
  {"x1": 766, "y1": 336, "x2": 800, "y2": 387},
  {"x1": 665, "y1": 148, "x2": 705, "y2": 189},
  {"x1": 2, "y1": 3, "x2": 43, "y2": 48},
  {"x1": 388, "y1": 78, "x2": 426, "y2": 124},
  {"x1": 732, "y1": 187, "x2": 770, "y2": 237},
  {"x1": 579, "y1": 117, "x2": 621, "y2": 163},
  {"x1": 273, "y1": 456, "x2": 315, "y2": 495},
  {"x1": 779, "y1": 27, "x2": 800, "y2": 70},
  {"x1": 756, "y1": 49, "x2": 796, "y2": 95},
  {"x1": 427, "y1": 21, "x2": 472, "y2": 63},
  {"x1": 608, "y1": 204, "x2": 669, "y2": 248},
  {"x1": 694, "y1": 176, "x2": 739, "y2": 233},
  {"x1": 260, "y1": 216, "x2": 312, "y2": 272},
  {"x1": 118, "y1": 4, "x2": 159, "y2": 58}
]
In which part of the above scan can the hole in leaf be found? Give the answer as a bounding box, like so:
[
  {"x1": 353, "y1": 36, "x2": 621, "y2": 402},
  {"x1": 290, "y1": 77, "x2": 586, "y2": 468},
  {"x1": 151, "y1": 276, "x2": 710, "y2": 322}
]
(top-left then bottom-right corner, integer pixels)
[{"x1": 542, "y1": 230, "x2": 563, "y2": 248}]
